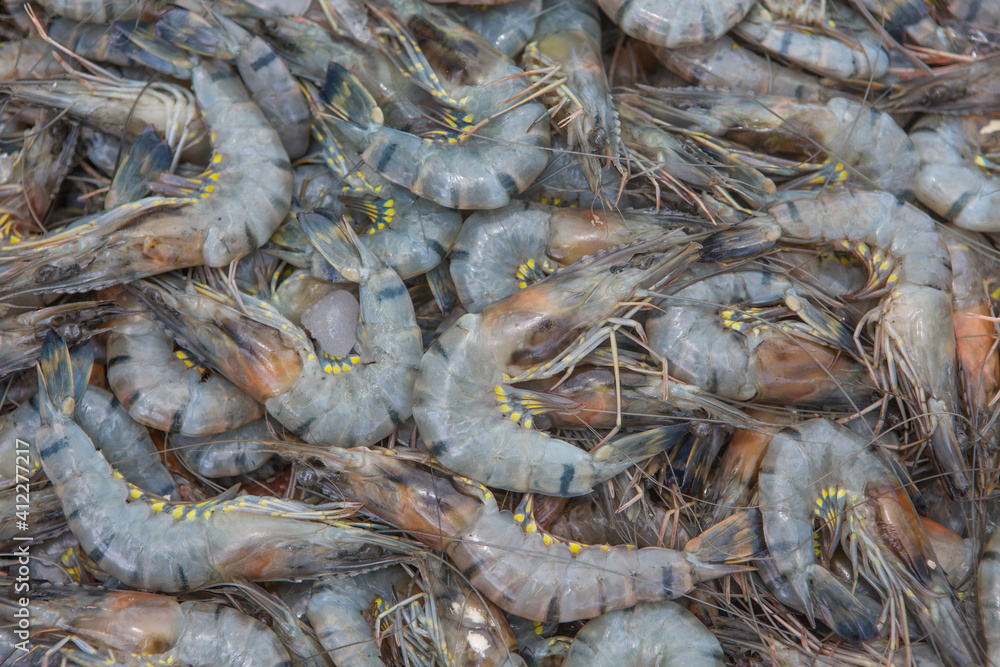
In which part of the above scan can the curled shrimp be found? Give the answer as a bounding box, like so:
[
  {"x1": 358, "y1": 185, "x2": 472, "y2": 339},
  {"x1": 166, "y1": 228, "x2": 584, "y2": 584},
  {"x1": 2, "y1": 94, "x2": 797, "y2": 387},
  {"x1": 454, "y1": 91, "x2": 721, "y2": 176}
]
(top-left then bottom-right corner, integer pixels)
[
  {"x1": 106, "y1": 293, "x2": 265, "y2": 437},
  {"x1": 595, "y1": 0, "x2": 756, "y2": 49},
  {"x1": 321, "y1": 0, "x2": 551, "y2": 209},
  {"x1": 0, "y1": 60, "x2": 291, "y2": 297},
  {"x1": 33, "y1": 331, "x2": 412, "y2": 593},
  {"x1": 712, "y1": 191, "x2": 969, "y2": 496},
  {"x1": 449, "y1": 200, "x2": 704, "y2": 313},
  {"x1": 0, "y1": 586, "x2": 294, "y2": 667},
  {"x1": 522, "y1": 0, "x2": 626, "y2": 196},
  {"x1": 646, "y1": 269, "x2": 872, "y2": 405},
  {"x1": 290, "y1": 444, "x2": 764, "y2": 622},
  {"x1": 911, "y1": 114, "x2": 1000, "y2": 231},
  {"x1": 132, "y1": 212, "x2": 422, "y2": 448},
  {"x1": 413, "y1": 236, "x2": 703, "y2": 496},
  {"x1": 759, "y1": 418, "x2": 979, "y2": 664},
  {"x1": 561, "y1": 601, "x2": 724, "y2": 666}
]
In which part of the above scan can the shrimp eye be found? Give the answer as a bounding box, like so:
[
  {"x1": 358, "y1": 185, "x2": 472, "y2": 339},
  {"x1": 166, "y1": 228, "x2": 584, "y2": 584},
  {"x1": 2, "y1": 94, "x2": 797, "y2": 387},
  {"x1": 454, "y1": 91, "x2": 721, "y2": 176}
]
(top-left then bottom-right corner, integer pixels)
[
  {"x1": 296, "y1": 467, "x2": 319, "y2": 488},
  {"x1": 588, "y1": 127, "x2": 607, "y2": 149}
]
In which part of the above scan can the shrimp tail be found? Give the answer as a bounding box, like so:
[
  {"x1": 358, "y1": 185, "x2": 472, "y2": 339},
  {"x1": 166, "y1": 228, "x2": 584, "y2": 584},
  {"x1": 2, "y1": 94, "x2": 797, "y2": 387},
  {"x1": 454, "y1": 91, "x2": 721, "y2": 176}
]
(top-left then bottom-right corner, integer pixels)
[
  {"x1": 804, "y1": 564, "x2": 880, "y2": 642},
  {"x1": 111, "y1": 21, "x2": 194, "y2": 78},
  {"x1": 592, "y1": 424, "x2": 690, "y2": 469},
  {"x1": 154, "y1": 7, "x2": 237, "y2": 58},
  {"x1": 321, "y1": 62, "x2": 384, "y2": 134},
  {"x1": 700, "y1": 220, "x2": 781, "y2": 262},
  {"x1": 106, "y1": 124, "x2": 173, "y2": 210},
  {"x1": 299, "y1": 209, "x2": 375, "y2": 281},
  {"x1": 37, "y1": 331, "x2": 89, "y2": 423},
  {"x1": 685, "y1": 508, "x2": 766, "y2": 565}
]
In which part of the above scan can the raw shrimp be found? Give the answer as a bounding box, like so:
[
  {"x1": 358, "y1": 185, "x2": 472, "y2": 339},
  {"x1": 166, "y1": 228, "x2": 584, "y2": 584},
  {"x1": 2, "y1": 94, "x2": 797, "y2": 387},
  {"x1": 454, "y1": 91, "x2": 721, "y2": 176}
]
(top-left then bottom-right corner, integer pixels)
[
  {"x1": 322, "y1": 0, "x2": 551, "y2": 209},
  {"x1": 646, "y1": 269, "x2": 872, "y2": 405},
  {"x1": 547, "y1": 496, "x2": 681, "y2": 548},
  {"x1": 561, "y1": 601, "x2": 724, "y2": 666},
  {"x1": 0, "y1": 587, "x2": 293, "y2": 667},
  {"x1": 759, "y1": 418, "x2": 978, "y2": 664},
  {"x1": 623, "y1": 87, "x2": 918, "y2": 199},
  {"x1": 881, "y1": 52, "x2": 1000, "y2": 114},
  {"x1": 413, "y1": 237, "x2": 705, "y2": 495},
  {"x1": 0, "y1": 60, "x2": 290, "y2": 297},
  {"x1": 713, "y1": 191, "x2": 968, "y2": 495},
  {"x1": 453, "y1": 0, "x2": 541, "y2": 58},
  {"x1": 47, "y1": 18, "x2": 193, "y2": 79},
  {"x1": 981, "y1": 529, "x2": 1000, "y2": 666},
  {"x1": 0, "y1": 37, "x2": 70, "y2": 79},
  {"x1": 652, "y1": 35, "x2": 827, "y2": 101},
  {"x1": 0, "y1": 301, "x2": 119, "y2": 377},
  {"x1": 0, "y1": 113, "x2": 79, "y2": 228},
  {"x1": 595, "y1": 0, "x2": 756, "y2": 49},
  {"x1": 33, "y1": 0, "x2": 152, "y2": 22},
  {"x1": 170, "y1": 418, "x2": 275, "y2": 478},
  {"x1": 106, "y1": 295, "x2": 264, "y2": 436},
  {"x1": 911, "y1": 114, "x2": 1000, "y2": 231},
  {"x1": 133, "y1": 212, "x2": 422, "y2": 448},
  {"x1": 155, "y1": 5, "x2": 311, "y2": 158},
  {"x1": 731, "y1": 4, "x2": 889, "y2": 81},
  {"x1": 522, "y1": 0, "x2": 625, "y2": 196},
  {"x1": 291, "y1": 444, "x2": 764, "y2": 622},
  {"x1": 33, "y1": 331, "x2": 411, "y2": 592},
  {"x1": 449, "y1": 200, "x2": 703, "y2": 312}
]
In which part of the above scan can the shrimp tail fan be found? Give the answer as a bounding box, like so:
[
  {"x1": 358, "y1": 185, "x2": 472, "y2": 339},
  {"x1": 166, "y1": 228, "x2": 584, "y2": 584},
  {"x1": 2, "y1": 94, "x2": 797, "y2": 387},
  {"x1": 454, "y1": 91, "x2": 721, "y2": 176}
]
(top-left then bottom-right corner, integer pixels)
[
  {"x1": 37, "y1": 331, "x2": 90, "y2": 422},
  {"x1": 685, "y1": 507, "x2": 766, "y2": 565},
  {"x1": 805, "y1": 564, "x2": 880, "y2": 642}
]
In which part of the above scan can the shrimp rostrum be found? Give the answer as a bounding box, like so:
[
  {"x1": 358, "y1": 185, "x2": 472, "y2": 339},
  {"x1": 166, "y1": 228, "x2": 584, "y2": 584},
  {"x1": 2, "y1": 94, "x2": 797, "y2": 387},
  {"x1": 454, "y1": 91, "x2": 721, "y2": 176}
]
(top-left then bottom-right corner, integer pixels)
[
  {"x1": 414, "y1": 235, "x2": 719, "y2": 496},
  {"x1": 130, "y1": 211, "x2": 422, "y2": 448},
  {"x1": 32, "y1": 331, "x2": 413, "y2": 593},
  {"x1": 289, "y1": 444, "x2": 765, "y2": 623},
  {"x1": 0, "y1": 60, "x2": 291, "y2": 298}
]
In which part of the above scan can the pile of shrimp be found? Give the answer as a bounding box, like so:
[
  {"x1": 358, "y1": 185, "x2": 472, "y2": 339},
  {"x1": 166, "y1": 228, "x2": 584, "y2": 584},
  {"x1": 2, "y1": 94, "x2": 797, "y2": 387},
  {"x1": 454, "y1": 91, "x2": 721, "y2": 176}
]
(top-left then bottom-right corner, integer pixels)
[{"x1": 3, "y1": 0, "x2": 1000, "y2": 664}]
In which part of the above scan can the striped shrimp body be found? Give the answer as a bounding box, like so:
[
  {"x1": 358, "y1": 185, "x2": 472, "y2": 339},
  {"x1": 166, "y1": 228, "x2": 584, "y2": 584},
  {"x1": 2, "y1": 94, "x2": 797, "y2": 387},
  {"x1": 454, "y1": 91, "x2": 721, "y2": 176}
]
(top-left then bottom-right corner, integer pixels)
[
  {"x1": 713, "y1": 191, "x2": 968, "y2": 495},
  {"x1": 135, "y1": 213, "x2": 422, "y2": 448},
  {"x1": 652, "y1": 35, "x2": 827, "y2": 101},
  {"x1": 449, "y1": 200, "x2": 703, "y2": 312},
  {"x1": 596, "y1": 0, "x2": 756, "y2": 48},
  {"x1": 414, "y1": 238, "x2": 701, "y2": 495},
  {"x1": 731, "y1": 4, "x2": 890, "y2": 81},
  {"x1": 626, "y1": 87, "x2": 918, "y2": 200},
  {"x1": 323, "y1": 0, "x2": 550, "y2": 209},
  {"x1": 980, "y1": 529, "x2": 1000, "y2": 666},
  {"x1": 33, "y1": 0, "x2": 152, "y2": 21},
  {"x1": 106, "y1": 294, "x2": 264, "y2": 437},
  {"x1": 759, "y1": 419, "x2": 978, "y2": 664},
  {"x1": 646, "y1": 269, "x2": 871, "y2": 405},
  {"x1": 0, "y1": 301, "x2": 120, "y2": 377},
  {"x1": 522, "y1": 0, "x2": 625, "y2": 196},
  {"x1": 562, "y1": 601, "x2": 724, "y2": 666},
  {"x1": 170, "y1": 419, "x2": 276, "y2": 479},
  {"x1": 0, "y1": 588, "x2": 292, "y2": 667},
  {"x1": 911, "y1": 114, "x2": 1000, "y2": 231},
  {"x1": 33, "y1": 332, "x2": 411, "y2": 592},
  {"x1": 453, "y1": 0, "x2": 542, "y2": 57},
  {"x1": 155, "y1": 5, "x2": 311, "y2": 158},
  {"x1": 291, "y1": 445, "x2": 764, "y2": 623},
  {"x1": 0, "y1": 60, "x2": 291, "y2": 298}
]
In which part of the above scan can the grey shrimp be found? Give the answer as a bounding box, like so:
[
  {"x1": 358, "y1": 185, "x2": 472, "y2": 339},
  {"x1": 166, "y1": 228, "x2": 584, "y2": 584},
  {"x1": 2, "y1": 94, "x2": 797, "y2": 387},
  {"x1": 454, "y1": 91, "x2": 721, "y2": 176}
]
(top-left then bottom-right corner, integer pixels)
[
  {"x1": 596, "y1": 0, "x2": 756, "y2": 48},
  {"x1": 155, "y1": 5, "x2": 311, "y2": 158},
  {"x1": 645, "y1": 269, "x2": 872, "y2": 405},
  {"x1": 453, "y1": 0, "x2": 542, "y2": 57},
  {"x1": 911, "y1": 114, "x2": 1000, "y2": 231},
  {"x1": 170, "y1": 418, "x2": 275, "y2": 479},
  {"x1": 562, "y1": 601, "x2": 724, "y2": 666},
  {"x1": 980, "y1": 529, "x2": 1000, "y2": 666},
  {"x1": 0, "y1": 301, "x2": 119, "y2": 376},
  {"x1": 758, "y1": 418, "x2": 978, "y2": 664},
  {"x1": 449, "y1": 200, "x2": 704, "y2": 312},
  {"x1": 1, "y1": 345, "x2": 176, "y2": 498},
  {"x1": 106, "y1": 293, "x2": 264, "y2": 437},
  {"x1": 652, "y1": 35, "x2": 828, "y2": 101},
  {"x1": 33, "y1": 0, "x2": 151, "y2": 22},
  {"x1": 33, "y1": 331, "x2": 412, "y2": 593},
  {"x1": 290, "y1": 444, "x2": 765, "y2": 623},
  {"x1": 0, "y1": 60, "x2": 291, "y2": 297},
  {"x1": 623, "y1": 87, "x2": 918, "y2": 200},
  {"x1": 414, "y1": 236, "x2": 707, "y2": 496},
  {"x1": 322, "y1": 0, "x2": 551, "y2": 209},
  {"x1": 731, "y1": 3, "x2": 890, "y2": 81},
  {"x1": 0, "y1": 587, "x2": 293, "y2": 667},
  {"x1": 134, "y1": 212, "x2": 422, "y2": 448},
  {"x1": 710, "y1": 191, "x2": 968, "y2": 495},
  {"x1": 522, "y1": 0, "x2": 626, "y2": 196}
]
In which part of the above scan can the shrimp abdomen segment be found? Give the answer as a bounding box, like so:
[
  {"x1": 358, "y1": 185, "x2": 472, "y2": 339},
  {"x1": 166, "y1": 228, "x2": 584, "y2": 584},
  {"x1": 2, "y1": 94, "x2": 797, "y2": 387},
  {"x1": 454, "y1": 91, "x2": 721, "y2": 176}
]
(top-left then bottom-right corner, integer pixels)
[{"x1": 597, "y1": 0, "x2": 756, "y2": 48}]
